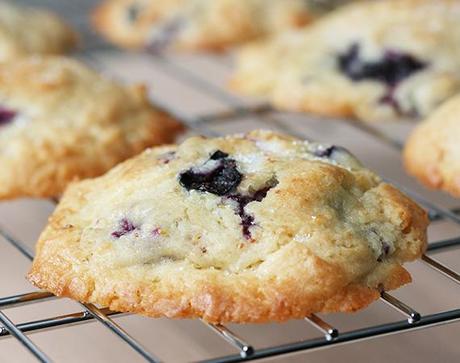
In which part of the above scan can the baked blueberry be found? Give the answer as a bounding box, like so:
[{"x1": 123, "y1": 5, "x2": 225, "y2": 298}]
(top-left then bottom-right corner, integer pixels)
[
  {"x1": 313, "y1": 145, "x2": 339, "y2": 158},
  {"x1": 0, "y1": 106, "x2": 16, "y2": 126},
  {"x1": 112, "y1": 218, "x2": 137, "y2": 238},
  {"x1": 338, "y1": 44, "x2": 426, "y2": 86},
  {"x1": 179, "y1": 150, "x2": 242, "y2": 196}
]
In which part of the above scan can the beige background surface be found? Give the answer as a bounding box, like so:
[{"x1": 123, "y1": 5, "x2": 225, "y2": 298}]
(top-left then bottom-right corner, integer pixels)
[{"x1": 1, "y1": 1, "x2": 459, "y2": 362}]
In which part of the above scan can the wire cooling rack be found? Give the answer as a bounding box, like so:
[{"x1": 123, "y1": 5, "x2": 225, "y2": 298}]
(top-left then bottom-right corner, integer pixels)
[{"x1": 1, "y1": 1, "x2": 459, "y2": 362}]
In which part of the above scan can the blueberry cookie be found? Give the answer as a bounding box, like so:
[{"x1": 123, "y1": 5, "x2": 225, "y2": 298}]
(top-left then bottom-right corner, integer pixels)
[
  {"x1": 231, "y1": 0, "x2": 460, "y2": 122},
  {"x1": 92, "y1": 0, "x2": 184, "y2": 49},
  {"x1": 93, "y1": 0, "x2": 351, "y2": 51},
  {"x1": 0, "y1": 1, "x2": 77, "y2": 61},
  {"x1": 404, "y1": 95, "x2": 460, "y2": 197},
  {"x1": 28, "y1": 130, "x2": 428, "y2": 323},
  {"x1": 0, "y1": 56, "x2": 183, "y2": 200}
]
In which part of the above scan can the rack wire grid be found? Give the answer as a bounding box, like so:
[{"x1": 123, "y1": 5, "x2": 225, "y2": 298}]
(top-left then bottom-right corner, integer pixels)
[{"x1": 1, "y1": 1, "x2": 459, "y2": 362}]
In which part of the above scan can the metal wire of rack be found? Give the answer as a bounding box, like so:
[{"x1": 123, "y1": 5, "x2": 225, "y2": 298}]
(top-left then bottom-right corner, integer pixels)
[{"x1": 0, "y1": 1, "x2": 460, "y2": 362}]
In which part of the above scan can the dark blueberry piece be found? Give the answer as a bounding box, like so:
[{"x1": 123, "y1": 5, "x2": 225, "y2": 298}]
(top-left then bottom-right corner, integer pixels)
[
  {"x1": 210, "y1": 150, "x2": 229, "y2": 160},
  {"x1": 313, "y1": 145, "x2": 352, "y2": 160},
  {"x1": 179, "y1": 150, "x2": 242, "y2": 196},
  {"x1": 313, "y1": 145, "x2": 336, "y2": 158},
  {"x1": 147, "y1": 17, "x2": 184, "y2": 53},
  {"x1": 0, "y1": 106, "x2": 17, "y2": 126},
  {"x1": 370, "y1": 228, "x2": 391, "y2": 262},
  {"x1": 112, "y1": 218, "x2": 137, "y2": 238},
  {"x1": 126, "y1": 2, "x2": 141, "y2": 23},
  {"x1": 338, "y1": 43, "x2": 426, "y2": 87}
]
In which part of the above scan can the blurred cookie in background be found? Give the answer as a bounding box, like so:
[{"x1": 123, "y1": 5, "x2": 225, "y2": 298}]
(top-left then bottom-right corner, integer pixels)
[
  {"x1": 230, "y1": 0, "x2": 460, "y2": 123},
  {"x1": 404, "y1": 94, "x2": 460, "y2": 197},
  {"x1": 0, "y1": 1, "x2": 77, "y2": 61},
  {"x1": 0, "y1": 56, "x2": 183, "y2": 200},
  {"x1": 92, "y1": 0, "x2": 184, "y2": 49},
  {"x1": 93, "y1": 0, "x2": 352, "y2": 51}
]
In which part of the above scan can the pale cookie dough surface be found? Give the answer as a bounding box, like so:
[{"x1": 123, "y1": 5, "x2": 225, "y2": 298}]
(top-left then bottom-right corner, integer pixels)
[
  {"x1": 0, "y1": 56, "x2": 183, "y2": 200},
  {"x1": 29, "y1": 130, "x2": 428, "y2": 323},
  {"x1": 93, "y1": 0, "x2": 351, "y2": 51},
  {"x1": 0, "y1": 1, "x2": 77, "y2": 61},
  {"x1": 231, "y1": 0, "x2": 460, "y2": 123},
  {"x1": 404, "y1": 94, "x2": 460, "y2": 197}
]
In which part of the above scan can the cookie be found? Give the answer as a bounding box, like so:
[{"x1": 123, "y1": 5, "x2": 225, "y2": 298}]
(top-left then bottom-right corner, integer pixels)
[
  {"x1": 231, "y1": 0, "x2": 460, "y2": 123},
  {"x1": 92, "y1": 0, "x2": 184, "y2": 49},
  {"x1": 0, "y1": 56, "x2": 183, "y2": 200},
  {"x1": 404, "y1": 94, "x2": 460, "y2": 197},
  {"x1": 0, "y1": 1, "x2": 77, "y2": 61},
  {"x1": 93, "y1": 0, "x2": 351, "y2": 51},
  {"x1": 28, "y1": 130, "x2": 428, "y2": 323}
]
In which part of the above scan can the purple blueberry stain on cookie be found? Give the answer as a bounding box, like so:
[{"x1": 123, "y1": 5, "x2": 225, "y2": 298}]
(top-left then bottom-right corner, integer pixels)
[
  {"x1": 338, "y1": 44, "x2": 427, "y2": 114},
  {"x1": 370, "y1": 228, "x2": 392, "y2": 262},
  {"x1": 378, "y1": 241, "x2": 391, "y2": 262},
  {"x1": 152, "y1": 227, "x2": 161, "y2": 237},
  {"x1": 179, "y1": 150, "x2": 242, "y2": 196},
  {"x1": 0, "y1": 106, "x2": 17, "y2": 126},
  {"x1": 226, "y1": 178, "x2": 279, "y2": 240},
  {"x1": 111, "y1": 218, "x2": 137, "y2": 238},
  {"x1": 379, "y1": 87, "x2": 402, "y2": 114}
]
